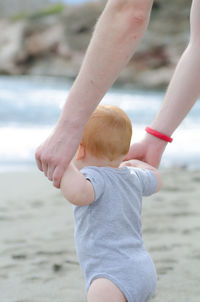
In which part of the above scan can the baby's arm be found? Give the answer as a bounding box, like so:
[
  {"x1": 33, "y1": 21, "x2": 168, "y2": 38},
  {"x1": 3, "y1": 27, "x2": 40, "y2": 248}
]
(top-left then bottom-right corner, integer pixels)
[
  {"x1": 60, "y1": 163, "x2": 94, "y2": 206},
  {"x1": 121, "y1": 159, "x2": 162, "y2": 192}
]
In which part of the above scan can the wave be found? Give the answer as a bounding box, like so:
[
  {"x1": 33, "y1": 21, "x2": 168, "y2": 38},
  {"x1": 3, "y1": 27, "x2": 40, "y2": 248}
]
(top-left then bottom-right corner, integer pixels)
[
  {"x1": 1, "y1": 125, "x2": 200, "y2": 171},
  {"x1": 1, "y1": 76, "x2": 200, "y2": 170}
]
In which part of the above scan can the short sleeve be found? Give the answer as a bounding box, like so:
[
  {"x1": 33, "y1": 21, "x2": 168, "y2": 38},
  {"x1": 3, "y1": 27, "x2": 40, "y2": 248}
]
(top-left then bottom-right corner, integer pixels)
[
  {"x1": 81, "y1": 167, "x2": 105, "y2": 202},
  {"x1": 131, "y1": 167, "x2": 157, "y2": 196}
]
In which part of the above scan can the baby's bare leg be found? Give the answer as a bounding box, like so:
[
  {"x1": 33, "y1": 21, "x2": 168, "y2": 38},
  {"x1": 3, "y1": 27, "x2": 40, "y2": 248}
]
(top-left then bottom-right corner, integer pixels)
[{"x1": 87, "y1": 278, "x2": 127, "y2": 302}]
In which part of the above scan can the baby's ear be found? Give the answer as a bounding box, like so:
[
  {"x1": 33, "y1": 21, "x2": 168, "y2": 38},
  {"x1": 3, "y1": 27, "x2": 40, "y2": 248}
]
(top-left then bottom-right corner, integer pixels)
[{"x1": 76, "y1": 144, "x2": 86, "y2": 160}]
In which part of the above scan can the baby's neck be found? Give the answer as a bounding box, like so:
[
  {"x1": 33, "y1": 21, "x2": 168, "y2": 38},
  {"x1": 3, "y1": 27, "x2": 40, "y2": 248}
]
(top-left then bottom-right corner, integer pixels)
[{"x1": 75, "y1": 155, "x2": 124, "y2": 170}]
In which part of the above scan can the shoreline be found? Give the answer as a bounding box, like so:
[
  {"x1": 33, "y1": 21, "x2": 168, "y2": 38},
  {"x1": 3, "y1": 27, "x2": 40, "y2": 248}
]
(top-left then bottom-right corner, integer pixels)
[
  {"x1": 1, "y1": 163, "x2": 200, "y2": 174},
  {"x1": 0, "y1": 168, "x2": 200, "y2": 301}
]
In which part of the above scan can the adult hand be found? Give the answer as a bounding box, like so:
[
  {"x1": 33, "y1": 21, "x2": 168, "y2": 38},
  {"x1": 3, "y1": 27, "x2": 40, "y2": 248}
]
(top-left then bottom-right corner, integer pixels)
[
  {"x1": 35, "y1": 125, "x2": 82, "y2": 188},
  {"x1": 124, "y1": 134, "x2": 168, "y2": 168}
]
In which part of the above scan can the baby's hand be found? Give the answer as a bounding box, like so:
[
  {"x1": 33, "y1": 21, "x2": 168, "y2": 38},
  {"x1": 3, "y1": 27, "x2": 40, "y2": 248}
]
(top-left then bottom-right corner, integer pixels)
[
  {"x1": 120, "y1": 159, "x2": 157, "y2": 170},
  {"x1": 121, "y1": 159, "x2": 162, "y2": 193},
  {"x1": 120, "y1": 159, "x2": 142, "y2": 168}
]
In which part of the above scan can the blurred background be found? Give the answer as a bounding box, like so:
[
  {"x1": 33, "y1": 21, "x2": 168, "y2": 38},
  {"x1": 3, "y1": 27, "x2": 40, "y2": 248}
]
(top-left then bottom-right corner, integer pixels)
[{"x1": 0, "y1": 0, "x2": 200, "y2": 171}]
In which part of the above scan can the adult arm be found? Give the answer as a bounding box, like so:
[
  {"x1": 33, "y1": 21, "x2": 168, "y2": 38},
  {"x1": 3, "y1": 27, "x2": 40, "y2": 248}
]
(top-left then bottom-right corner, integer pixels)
[
  {"x1": 126, "y1": 0, "x2": 200, "y2": 167},
  {"x1": 35, "y1": 0, "x2": 154, "y2": 188}
]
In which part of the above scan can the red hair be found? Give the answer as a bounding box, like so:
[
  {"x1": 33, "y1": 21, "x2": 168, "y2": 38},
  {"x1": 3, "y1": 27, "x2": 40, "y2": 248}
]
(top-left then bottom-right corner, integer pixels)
[{"x1": 81, "y1": 105, "x2": 132, "y2": 161}]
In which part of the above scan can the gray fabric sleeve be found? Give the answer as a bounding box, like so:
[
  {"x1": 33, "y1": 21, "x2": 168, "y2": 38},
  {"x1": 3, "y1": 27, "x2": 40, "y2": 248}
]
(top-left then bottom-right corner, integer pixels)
[
  {"x1": 133, "y1": 168, "x2": 157, "y2": 196},
  {"x1": 81, "y1": 167, "x2": 105, "y2": 202}
]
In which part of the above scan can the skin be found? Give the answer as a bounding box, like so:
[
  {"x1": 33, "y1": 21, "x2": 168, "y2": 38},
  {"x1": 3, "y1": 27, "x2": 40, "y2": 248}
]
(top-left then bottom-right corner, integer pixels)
[
  {"x1": 60, "y1": 145, "x2": 161, "y2": 301},
  {"x1": 60, "y1": 145, "x2": 124, "y2": 206},
  {"x1": 60, "y1": 144, "x2": 162, "y2": 206},
  {"x1": 126, "y1": 0, "x2": 200, "y2": 167},
  {"x1": 35, "y1": 0, "x2": 154, "y2": 188},
  {"x1": 87, "y1": 278, "x2": 127, "y2": 302}
]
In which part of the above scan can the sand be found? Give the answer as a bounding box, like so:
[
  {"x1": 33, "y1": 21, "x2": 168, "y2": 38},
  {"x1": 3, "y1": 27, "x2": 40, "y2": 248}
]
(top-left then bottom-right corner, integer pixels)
[{"x1": 0, "y1": 167, "x2": 200, "y2": 302}]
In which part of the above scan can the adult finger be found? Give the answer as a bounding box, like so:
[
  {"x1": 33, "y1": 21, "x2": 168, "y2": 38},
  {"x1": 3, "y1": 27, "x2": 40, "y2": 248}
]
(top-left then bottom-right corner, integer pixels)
[
  {"x1": 42, "y1": 162, "x2": 48, "y2": 177},
  {"x1": 35, "y1": 147, "x2": 43, "y2": 171},
  {"x1": 47, "y1": 164, "x2": 56, "y2": 181},
  {"x1": 53, "y1": 165, "x2": 66, "y2": 189}
]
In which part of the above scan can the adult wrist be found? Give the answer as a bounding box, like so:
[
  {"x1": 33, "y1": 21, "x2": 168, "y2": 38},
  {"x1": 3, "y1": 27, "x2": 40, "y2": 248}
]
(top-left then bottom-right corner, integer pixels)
[
  {"x1": 53, "y1": 117, "x2": 82, "y2": 145},
  {"x1": 56, "y1": 105, "x2": 85, "y2": 132},
  {"x1": 144, "y1": 131, "x2": 168, "y2": 152}
]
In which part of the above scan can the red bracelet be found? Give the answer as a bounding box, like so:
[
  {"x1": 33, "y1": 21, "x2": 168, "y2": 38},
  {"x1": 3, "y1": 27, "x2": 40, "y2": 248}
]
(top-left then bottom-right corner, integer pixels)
[{"x1": 145, "y1": 126, "x2": 173, "y2": 143}]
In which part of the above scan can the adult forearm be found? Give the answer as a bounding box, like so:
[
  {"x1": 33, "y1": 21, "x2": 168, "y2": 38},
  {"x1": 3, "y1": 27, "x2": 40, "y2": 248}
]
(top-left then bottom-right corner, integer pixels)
[
  {"x1": 125, "y1": 0, "x2": 200, "y2": 168},
  {"x1": 57, "y1": 0, "x2": 153, "y2": 130},
  {"x1": 151, "y1": 43, "x2": 200, "y2": 136},
  {"x1": 151, "y1": 0, "x2": 200, "y2": 136}
]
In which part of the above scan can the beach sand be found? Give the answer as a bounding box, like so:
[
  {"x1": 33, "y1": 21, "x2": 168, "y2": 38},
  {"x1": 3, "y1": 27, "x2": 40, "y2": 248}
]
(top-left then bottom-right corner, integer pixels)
[{"x1": 0, "y1": 167, "x2": 200, "y2": 302}]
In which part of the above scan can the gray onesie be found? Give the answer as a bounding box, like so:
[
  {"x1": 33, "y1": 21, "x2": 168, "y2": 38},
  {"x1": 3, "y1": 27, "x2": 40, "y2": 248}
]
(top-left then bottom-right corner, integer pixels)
[{"x1": 73, "y1": 166, "x2": 157, "y2": 302}]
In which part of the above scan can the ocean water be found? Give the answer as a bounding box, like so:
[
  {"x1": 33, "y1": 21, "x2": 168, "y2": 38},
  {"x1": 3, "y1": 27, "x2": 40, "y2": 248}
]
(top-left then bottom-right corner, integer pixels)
[
  {"x1": 51, "y1": 0, "x2": 97, "y2": 4},
  {"x1": 1, "y1": 75, "x2": 200, "y2": 171}
]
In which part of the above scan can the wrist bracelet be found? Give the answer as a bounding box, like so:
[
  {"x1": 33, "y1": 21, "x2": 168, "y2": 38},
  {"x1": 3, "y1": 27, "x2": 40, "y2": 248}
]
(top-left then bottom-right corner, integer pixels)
[{"x1": 145, "y1": 126, "x2": 173, "y2": 143}]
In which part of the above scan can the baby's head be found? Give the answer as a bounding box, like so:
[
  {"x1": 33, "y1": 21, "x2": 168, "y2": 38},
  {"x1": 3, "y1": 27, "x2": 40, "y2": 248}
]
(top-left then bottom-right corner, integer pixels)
[{"x1": 76, "y1": 104, "x2": 132, "y2": 168}]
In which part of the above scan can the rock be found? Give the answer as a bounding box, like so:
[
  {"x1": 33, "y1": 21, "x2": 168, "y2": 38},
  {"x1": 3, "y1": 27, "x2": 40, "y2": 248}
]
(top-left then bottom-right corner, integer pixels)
[
  {"x1": 136, "y1": 67, "x2": 175, "y2": 89},
  {"x1": 0, "y1": 0, "x2": 52, "y2": 18},
  {"x1": 28, "y1": 56, "x2": 81, "y2": 78},
  {"x1": 0, "y1": 0, "x2": 193, "y2": 88},
  {"x1": 62, "y1": 2, "x2": 103, "y2": 51},
  {"x1": 52, "y1": 263, "x2": 62, "y2": 272},
  {"x1": 0, "y1": 20, "x2": 27, "y2": 74},
  {"x1": 25, "y1": 24, "x2": 64, "y2": 57}
]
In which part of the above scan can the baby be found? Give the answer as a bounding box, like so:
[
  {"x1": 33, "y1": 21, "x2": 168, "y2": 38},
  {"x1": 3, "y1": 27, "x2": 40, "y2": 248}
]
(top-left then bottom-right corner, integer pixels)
[{"x1": 61, "y1": 104, "x2": 162, "y2": 302}]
